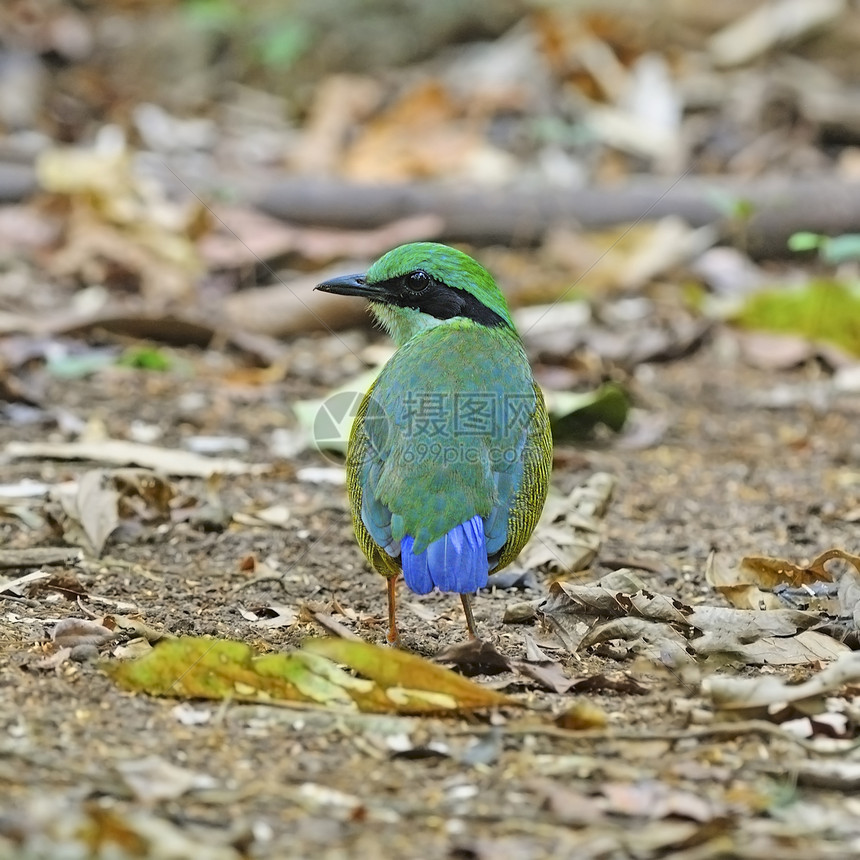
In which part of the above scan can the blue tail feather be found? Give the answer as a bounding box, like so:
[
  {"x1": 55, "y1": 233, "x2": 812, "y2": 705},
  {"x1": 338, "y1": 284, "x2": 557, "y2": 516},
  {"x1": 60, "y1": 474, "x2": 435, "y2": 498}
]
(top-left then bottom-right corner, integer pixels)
[{"x1": 401, "y1": 516, "x2": 488, "y2": 594}]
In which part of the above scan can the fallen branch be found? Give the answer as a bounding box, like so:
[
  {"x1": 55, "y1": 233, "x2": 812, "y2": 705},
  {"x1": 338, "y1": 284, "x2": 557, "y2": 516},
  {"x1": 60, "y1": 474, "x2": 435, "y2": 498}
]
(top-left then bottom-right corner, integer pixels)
[
  {"x1": 3, "y1": 157, "x2": 859, "y2": 259},
  {"x1": 251, "y1": 174, "x2": 860, "y2": 259},
  {"x1": 0, "y1": 548, "x2": 83, "y2": 570},
  {"x1": 459, "y1": 719, "x2": 860, "y2": 755}
]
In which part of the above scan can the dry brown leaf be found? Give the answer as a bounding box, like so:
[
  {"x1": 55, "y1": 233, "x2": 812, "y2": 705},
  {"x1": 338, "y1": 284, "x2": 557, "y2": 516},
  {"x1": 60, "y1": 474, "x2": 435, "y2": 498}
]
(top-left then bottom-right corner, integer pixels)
[
  {"x1": 528, "y1": 779, "x2": 606, "y2": 826},
  {"x1": 544, "y1": 570, "x2": 690, "y2": 625},
  {"x1": 51, "y1": 470, "x2": 119, "y2": 557},
  {"x1": 740, "y1": 553, "x2": 837, "y2": 588},
  {"x1": 435, "y1": 639, "x2": 512, "y2": 677},
  {"x1": 706, "y1": 552, "x2": 783, "y2": 609},
  {"x1": 569, "y1": 673, "x2": 649, "y2": 696},
  {"x1": 523, "y1": 632, "x2": 552, "y2": 662},
  {"x1": 37, "y1": 145, "x2": 204, "y2": 302},
  {"x1": 291, "y1": 74, "x2": 382, "y2": 175},
  {"x1": 705, "y1": 651, "x2": 860, "y2": 710},
  {"x1": 544, "y1": 569, "x2": 841, "y2": 666},
  {"x1": 343, "y1": 80, "x2": 512, "y2": 182},
  {"x1": 220, "y1": 266, "x2": 370, "y2": 337},
  {"x1": 201, "y1": 205, "x2": 441, "y2": 269},
  {"x1": 601, "y1": 781, "x2": 720, "y2": 822},
  {"x1": 707, "y1": 550, "x2": 850, "y2": 611},
  {"x1": 74, "y1": 470, "x2": 119, "y2": 557},
  {"x1": 519, "y1": 473, "x2": 616, "y2": 573},
  {"x1": 233, "y1": 504, "x2": 291, "y2": 530},
  {"x1": 106, "y1": 614, "x2": 167, "y2": 644},
  {"x1": 809, "y1": 549, "x2": 860, "y2": 579},
  {"x1": 580, "y1": 617, "x2": 693, "y2": 666},
  {"x1": 238, "y1": 604, "x2": 298, "y2": 630},
  {"x1": 694, "y1": 629, "x2": 849, "y2": 666},
  {"x1": 687, "y1": 605, "x2": 819, "y2": 640},
  {"x1": 116, "y1": 756, "x2": 216, "y2": 803},
  {"x1": 52, "y1": 617, "x2": 115, "y2": 649},
  {"x1": 7, "y1": 439, "x2": 266, "y2": 478},
  {"x1": 114, "y1": 469, "x2": 173, "y2": 521},
  {"x1": 514, "y1": 660, "x2": 577, "y2": 694},
  {"x1": 26, "y1": 572, "x2": 87, "y2": 601},
  {"x1": 555, "y1": 698, "x2": 608, "y2": 730}
]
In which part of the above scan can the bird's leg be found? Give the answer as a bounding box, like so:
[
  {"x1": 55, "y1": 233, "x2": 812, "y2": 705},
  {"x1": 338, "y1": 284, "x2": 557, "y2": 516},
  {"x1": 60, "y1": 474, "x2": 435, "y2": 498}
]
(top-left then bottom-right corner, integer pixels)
[
  {"x1": 460, "y1": 592, "x2": 479, "y2": 640},
  {"x1": 386, "y1": 577, "x2": 401, "y2": 647}
]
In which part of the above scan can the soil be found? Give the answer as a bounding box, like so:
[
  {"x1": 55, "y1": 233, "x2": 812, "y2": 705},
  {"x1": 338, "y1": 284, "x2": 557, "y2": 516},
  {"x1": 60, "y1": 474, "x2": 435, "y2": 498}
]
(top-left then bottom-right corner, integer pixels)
[{"x1": 1, "y1": 328, "x2": 858, "y2": 859}]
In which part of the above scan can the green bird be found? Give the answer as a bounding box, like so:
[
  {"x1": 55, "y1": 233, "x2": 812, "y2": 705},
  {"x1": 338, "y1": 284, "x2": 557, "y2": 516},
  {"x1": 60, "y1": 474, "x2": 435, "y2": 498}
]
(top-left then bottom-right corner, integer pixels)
[{"x1": 316, "y1": 242, "x2": 552, "y2": 645}]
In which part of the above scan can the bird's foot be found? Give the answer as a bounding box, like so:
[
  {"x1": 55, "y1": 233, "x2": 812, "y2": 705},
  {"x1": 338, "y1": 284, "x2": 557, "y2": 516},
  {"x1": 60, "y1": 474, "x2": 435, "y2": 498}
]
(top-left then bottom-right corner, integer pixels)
[
  {"x1": 386, "y1": 577, "x2": 401, "y2": 647},
  {"x1": 460, "y1": 592, "x2": 480, "y2": 640}
]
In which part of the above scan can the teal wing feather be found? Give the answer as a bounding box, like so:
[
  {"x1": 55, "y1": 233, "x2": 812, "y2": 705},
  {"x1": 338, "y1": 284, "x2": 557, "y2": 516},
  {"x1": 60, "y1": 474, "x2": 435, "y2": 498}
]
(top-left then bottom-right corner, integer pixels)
[
  {"x1": 346, "y1": 378, "x2": 400, "y2": 578},
  {"x1": 492, "y1": 381, "x2": 551, "y2": 572}
]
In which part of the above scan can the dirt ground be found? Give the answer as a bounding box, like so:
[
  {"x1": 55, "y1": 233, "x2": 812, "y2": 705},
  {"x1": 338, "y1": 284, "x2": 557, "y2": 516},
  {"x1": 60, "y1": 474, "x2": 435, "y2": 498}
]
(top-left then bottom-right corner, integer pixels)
[{"x1": 2, "y1": 327, "x2": 859, "y2": 859}]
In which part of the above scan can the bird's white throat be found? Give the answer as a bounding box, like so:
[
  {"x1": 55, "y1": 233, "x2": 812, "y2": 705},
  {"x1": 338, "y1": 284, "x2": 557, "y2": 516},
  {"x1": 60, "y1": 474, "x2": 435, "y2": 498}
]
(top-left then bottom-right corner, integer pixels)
[{"x1": 370, "y1": 303, "x2": 450, "y2": 347}]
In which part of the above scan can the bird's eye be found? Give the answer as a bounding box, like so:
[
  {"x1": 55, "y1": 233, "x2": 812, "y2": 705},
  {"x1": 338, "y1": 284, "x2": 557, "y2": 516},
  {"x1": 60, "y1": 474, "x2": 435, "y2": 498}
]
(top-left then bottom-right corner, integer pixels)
[{"x1": 405, "y1": 270, "x2": 430, "y2": 294}]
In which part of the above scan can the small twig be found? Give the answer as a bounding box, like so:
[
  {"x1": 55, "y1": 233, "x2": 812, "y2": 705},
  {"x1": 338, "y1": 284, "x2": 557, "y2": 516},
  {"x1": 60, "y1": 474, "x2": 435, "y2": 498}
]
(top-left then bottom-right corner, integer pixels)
[
  {"x1": 200, "y1": 698, "x2": 860, "y2": 756},
  {"x1": 0, "y1": 548, "x2": 83, "y2": 570},
  {"x1": 232, "y1": 573, "x2": 289, "y2": 593},
  {"x1": 0, "y1": 569, "x2": 52, "y2": 594},
  {"x1": 450, "y1": 719, "x2": 860, "y2": 755},
  {"x1": 311, "y1": 611, "x2": 362, "y2": 641},
  {"x1": 82, "y1": 594, "x2": 140, "y2": 612}
]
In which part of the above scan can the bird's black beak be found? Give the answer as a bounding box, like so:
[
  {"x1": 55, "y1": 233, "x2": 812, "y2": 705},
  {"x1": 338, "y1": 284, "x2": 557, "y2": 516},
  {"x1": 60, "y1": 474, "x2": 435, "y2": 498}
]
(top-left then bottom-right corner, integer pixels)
[{"x1": 315, "y1": 273, "x2": 391, "y2": 302}]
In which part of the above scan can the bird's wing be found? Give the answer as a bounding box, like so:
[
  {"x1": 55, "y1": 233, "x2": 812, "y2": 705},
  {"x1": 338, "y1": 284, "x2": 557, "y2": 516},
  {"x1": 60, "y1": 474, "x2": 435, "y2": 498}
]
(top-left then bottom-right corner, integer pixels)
[
  {"x1": 346, "y1": 379, "x2": 401, "y2": 578},
  {"x1": 491, "y1": 382, "x2": 552, "y2": 572}
]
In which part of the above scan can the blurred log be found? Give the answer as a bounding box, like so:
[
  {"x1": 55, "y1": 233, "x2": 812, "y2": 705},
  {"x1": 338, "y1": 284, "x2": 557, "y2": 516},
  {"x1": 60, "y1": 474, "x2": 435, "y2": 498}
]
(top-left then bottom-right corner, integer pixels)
[
  {"x1": 0, "y1": 157, "x2": 858, "y2": 259},
  {"x1": 252, "y1": 174, "x2": 860, "y2": 260}
]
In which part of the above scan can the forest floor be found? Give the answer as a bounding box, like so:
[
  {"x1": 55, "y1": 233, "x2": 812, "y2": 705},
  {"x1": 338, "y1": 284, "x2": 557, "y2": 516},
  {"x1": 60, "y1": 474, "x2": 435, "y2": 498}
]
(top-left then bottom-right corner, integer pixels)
[{"x1": 2, "y1": 325, "x2": 858, "y2": 859}]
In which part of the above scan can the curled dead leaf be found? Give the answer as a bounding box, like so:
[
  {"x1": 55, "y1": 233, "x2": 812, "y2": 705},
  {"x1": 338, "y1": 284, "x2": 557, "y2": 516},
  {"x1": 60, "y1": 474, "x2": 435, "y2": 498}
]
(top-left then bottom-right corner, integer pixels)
[
  {"x1": 704, "y1": 650, "x2": 860, "y2": 711},
  {"x1": 52, "y1": 617, "x2": 115, "y2": 649}
]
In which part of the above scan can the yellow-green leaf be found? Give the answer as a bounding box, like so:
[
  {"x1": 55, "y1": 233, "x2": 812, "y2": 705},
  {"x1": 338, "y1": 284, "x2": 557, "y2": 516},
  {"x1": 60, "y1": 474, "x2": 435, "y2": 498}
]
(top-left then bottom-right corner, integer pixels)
[
  {"x1": 105, "y1": 636, "x2": 512, "y2": 714},
  {"x1": 303, "y1": 638, "x2": 512, "y2": 711},
  {"x1": 733, "y1": 280, "x2": 860, "y2": 356},
  {"x1": 105, "y1": 637, "x2": 315, "y2": 703},
  {"x1": 545, "y1": 383, "x2": 628, "y2": 440}
]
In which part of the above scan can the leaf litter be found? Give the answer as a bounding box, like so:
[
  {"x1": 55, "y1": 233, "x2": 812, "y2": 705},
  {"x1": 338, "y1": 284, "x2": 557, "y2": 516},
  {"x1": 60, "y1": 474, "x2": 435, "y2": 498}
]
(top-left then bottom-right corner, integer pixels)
[
  {"x1": 5, "y1": 342, "x2": 860, "y2": 860},
  {"x1": 542, "y1": 566, "x2": 851, "y2": 666}
]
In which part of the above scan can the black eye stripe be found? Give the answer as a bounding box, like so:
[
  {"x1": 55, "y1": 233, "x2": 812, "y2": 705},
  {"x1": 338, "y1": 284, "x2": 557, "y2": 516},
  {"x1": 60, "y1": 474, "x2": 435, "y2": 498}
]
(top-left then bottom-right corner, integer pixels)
[{"x1": 370, "y1": 271, "x2": 508, "y2": 328}]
